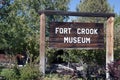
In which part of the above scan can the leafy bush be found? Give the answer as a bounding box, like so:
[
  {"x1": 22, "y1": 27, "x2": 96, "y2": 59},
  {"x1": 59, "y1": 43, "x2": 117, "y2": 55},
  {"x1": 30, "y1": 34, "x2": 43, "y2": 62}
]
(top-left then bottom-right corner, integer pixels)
[
  {"x1": 0, "y1": 68, "x2": 19, "y2": 80},
  {"x1": 0, "y1": 64, "x2": 42, "y2": 80},
  {"x1": 19, "y1": 64, "x2": 41, "y2": 80}
]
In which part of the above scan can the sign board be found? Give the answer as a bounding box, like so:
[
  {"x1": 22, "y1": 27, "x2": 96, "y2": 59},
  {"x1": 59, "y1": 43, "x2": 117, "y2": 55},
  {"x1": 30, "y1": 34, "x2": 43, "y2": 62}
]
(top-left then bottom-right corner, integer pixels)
[{"x1": 49, "y1": 22, "x2": 104, "y2": 49}]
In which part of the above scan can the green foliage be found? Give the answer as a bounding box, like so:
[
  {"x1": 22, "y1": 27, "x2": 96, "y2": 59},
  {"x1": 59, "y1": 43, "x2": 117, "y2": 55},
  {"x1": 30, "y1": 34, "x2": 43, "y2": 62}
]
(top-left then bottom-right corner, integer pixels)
[
  {"x1": 20, "y1": 65, "x2": 41, "y2": 80},
  {"x1": 114, "y1": 15, "x2": 120, "y2": 49},
  {"x1": 46, "y1": 49, "x2": 56, "y2": 64},
  {"x1": 67, "y1": 0, "x2": 114, "y2": 65},
  {"x1": 44, "y1": 74, "x2": 74, "y2": 80},
  {"x1": 76, "y1": 0, "x2": 113, "y2": 22},
  {"x1": 0, "y1": 0, "x2": 70, "y2": 62},
  {"x1": 0, "y1": 64, "x2": 41, "y2": 80},
  {"x1": 77, "y1": 0, "x2": 113, "y2": 13},
  {"x1": 61, "y1": 49, "x2": 83, "y2": 63},
  {"x1": 0, "y1": 0, "x2": 38, "y2": 54},
  {"x1": 0, "y1": 0, "x2": 12, "y2": 49},
  {"x1": 114, "y1": 15, "x2": 120, "y2": 60},
  {"x1": 62, "y1": 49, "x2": 105, "y2": 65},
  {"x1": 0, "y1": 68, "x2": 19, "y2": 80},
  {"x1": 114, "y1": 49, "x2": 120, "y2": 60}
]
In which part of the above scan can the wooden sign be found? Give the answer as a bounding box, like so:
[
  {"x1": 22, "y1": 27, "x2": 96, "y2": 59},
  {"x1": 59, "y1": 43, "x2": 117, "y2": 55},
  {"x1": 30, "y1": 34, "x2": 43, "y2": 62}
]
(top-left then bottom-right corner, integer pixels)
[
  {"x1": 49, "y1": 22, "x2": 104, "y2": 49},
  {"x1": 39, "y1": 11, "x2": 115, "y2": 78}
]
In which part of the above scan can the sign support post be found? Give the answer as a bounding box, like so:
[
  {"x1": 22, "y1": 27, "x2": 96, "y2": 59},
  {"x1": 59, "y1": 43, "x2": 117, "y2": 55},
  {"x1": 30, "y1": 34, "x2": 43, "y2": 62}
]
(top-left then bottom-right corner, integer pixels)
[
  {"x1": 106, "y1": 17, "x2": 114, "y2": 79},
  {"x1": 40, "y1": 13, "x2": 46, "y2": 75}
]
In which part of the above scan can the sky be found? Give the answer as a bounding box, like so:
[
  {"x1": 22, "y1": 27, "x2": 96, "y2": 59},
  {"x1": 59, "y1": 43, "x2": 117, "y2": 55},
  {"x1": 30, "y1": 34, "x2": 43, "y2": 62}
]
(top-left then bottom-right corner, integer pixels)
[{"x1": 69, "y1": 0, "x2": 120, "y2": 15}]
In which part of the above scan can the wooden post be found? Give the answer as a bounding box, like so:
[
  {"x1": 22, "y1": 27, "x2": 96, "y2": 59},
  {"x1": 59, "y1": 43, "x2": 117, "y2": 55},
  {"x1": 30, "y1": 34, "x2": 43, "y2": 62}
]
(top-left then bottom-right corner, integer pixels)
[
  {"x1": 106, "y1": 17, "x2": 114, "y2": 79},
  {"x1": 40, "y1": 13, "x2": 46, "y2": 74}
]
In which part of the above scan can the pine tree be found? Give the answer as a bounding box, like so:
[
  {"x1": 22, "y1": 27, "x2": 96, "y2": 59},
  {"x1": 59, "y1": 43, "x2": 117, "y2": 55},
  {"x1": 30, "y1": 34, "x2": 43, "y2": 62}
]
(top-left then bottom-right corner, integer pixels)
[
  {"x1": 76, "y1": 0, "x2": 113, "y2": 22},
  {"x1": 73, "y1": 0, "x2": 114, "y2": 65}
]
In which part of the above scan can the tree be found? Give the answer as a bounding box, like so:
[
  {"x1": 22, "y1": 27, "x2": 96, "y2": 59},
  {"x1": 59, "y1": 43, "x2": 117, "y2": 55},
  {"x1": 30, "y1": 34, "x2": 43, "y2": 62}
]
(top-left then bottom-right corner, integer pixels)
[
  {"x1": 76, "y1": 0, "x2": 113, "y2": 22},
  {"x1": 70, "y1": 0, "x2": 114, "y2": 65},
  {"x1": 0, "y1": 0, "x2": 12, "y2": 49},
  {"x1": 0, "y1": 0, "x2": 70, "y2": 61},
  {"x1": 114, "y1": 15, "x2": 120, "y2": 60}
]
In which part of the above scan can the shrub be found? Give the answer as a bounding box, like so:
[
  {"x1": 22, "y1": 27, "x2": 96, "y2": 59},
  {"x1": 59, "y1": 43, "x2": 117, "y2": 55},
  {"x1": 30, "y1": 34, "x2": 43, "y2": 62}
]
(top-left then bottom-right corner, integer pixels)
[
  {"x1": 0, "y1": 64, "x2": 42, "y2": 80},
  {"x1": 19, "y1": 64, "x2": 41, "y2": 80},
  {"x1": 0, "y1": 68, "x2": 19, "y2": 80}
]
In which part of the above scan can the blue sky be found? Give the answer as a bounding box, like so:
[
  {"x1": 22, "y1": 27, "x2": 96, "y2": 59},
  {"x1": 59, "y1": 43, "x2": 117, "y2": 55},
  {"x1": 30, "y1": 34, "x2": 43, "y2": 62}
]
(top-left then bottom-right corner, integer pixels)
[{"x1": 69, "y1": 0, "x2": 120, "y2": 14}]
